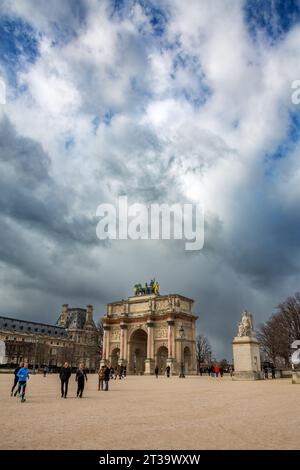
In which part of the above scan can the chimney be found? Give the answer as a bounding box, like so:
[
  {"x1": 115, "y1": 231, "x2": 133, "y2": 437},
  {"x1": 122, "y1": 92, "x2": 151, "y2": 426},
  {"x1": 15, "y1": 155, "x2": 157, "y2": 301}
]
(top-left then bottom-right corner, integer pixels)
[
  {"x1": 86, "y1": 304, "x2": 93, "y2": 324},
  {"x1": 59, "y1": 304, "x2": 69, "y2": 327}
]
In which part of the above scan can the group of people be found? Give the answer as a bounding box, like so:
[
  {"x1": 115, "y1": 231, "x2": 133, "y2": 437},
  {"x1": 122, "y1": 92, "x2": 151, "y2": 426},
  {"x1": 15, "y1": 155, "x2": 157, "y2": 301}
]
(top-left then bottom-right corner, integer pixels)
[
  {"x1": 10, "y1": 361, "x2": 129, "y2": 402},
  {"x1": 59, "y1": 362, "x2": 88, "y2": 398},
  {"x1": 12, "y1": 360, "x2": 277, "y2": 403},
  {"x1": 97, "y1": 364, "x2": 126, "y2": 391},
  {"x1": 199, "y1": 365, "x2": 227, "y2": 377},
  {"x1": 154, "y1": 365, "x2": 171, "y2": 378},
  {"x1": 263, "y1": 364, "x2": 276, "y2": 379},
  {"x1": 10, "y1": 361, "x2": 89, "y2": 402}
]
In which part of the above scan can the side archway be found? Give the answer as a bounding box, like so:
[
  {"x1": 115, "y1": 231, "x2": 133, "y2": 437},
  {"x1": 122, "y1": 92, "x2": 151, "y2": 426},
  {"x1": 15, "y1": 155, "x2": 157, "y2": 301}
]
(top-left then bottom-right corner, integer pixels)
[
  {"x1": 156, "y1": 346, "x2": 168, "y2": 374},
  {"x1": 184, "y1": 346, "x2": 192, "y2": 374}
]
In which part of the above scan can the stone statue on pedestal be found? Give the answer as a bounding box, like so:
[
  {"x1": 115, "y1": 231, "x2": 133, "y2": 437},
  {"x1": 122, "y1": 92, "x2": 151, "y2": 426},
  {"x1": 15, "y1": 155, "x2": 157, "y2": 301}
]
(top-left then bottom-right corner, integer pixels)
[
  {"x1": 232, "y1": 310, "x2": 261, "y2": 380},
  {"x1": 237, "y1": 310, "x2": 253, "y2": 337}
]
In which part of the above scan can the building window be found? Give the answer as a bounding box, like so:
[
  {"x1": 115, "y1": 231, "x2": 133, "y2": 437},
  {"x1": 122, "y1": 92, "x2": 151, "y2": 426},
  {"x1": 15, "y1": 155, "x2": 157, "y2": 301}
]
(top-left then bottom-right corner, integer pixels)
[
  {"x1": 34, "y1": 328, "x2": 38, "y2": 332},
  {"x1": 28, "y1": 327, "x2": 31, "y2": 331},
  {"x1": 20, "y1": 326, "x2": 23, "y2": 330}
]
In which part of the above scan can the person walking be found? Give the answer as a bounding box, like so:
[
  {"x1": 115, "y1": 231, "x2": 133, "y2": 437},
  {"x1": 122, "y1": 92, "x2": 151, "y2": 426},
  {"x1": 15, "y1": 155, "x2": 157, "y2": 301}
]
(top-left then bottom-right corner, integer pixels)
[
  {"x1": 214, "y1": 365, "x2": 219, "y2": 377},
  {"x1": 43, "y1": 366, "x2": 48, "y2": 377},
  {"x1": 15, "y1": 362, "x2": 30, "y2": 403},
  {"x1": 166, "y1": 365, "x2": 171, "y2": 378},
  {"x1": 76, "y1": 363, "x2": 88, "y2": 398},
  {"x1": 271, "y1": 364, "x2": 276, "y2": 379},
  {"x1": 155, "y1": 365, "x2": 159, "y2": 378},
  {"x1": 11, "y1": 362, "x2": 24, "y2": 396},
  {"x1": 98, "y1": 365, "x2": 105, "y2": 391},
  {"x1": 263, "y1": 365, "x2": 269, "y2": 379},
  {"x1": 104, "y1": 365, "x2": 110, "y2": 391},
  {"x1": 59, "y1": 362, "x2": 72, "y2": 398}
]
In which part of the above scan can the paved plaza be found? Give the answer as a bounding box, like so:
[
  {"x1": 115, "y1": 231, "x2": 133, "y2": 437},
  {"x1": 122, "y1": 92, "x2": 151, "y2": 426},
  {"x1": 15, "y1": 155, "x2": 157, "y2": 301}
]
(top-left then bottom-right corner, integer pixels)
[{"x1": 0, "y1": 374, "x2": 299, "y2": 450}]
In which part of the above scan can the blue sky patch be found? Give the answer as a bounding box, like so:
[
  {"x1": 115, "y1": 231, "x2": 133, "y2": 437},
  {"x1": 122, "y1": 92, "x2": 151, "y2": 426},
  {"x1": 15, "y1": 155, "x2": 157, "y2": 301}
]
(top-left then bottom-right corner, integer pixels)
[
  {"x1": 244, "y1": 0, "x2": 300, "y2": 44},
  {"x1": 0, "y1": 16, "x2": 40, "y2": 85},
  {"x1": 244, "y1": 0, "x2": 300, "y2": 43}
]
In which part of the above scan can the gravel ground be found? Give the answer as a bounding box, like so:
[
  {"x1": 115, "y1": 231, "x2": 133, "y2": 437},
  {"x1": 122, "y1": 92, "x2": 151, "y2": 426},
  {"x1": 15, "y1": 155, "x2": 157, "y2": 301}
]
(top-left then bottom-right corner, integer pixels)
[{"x1": 0, "y1": 373, "x2": 299, "y2": 450}]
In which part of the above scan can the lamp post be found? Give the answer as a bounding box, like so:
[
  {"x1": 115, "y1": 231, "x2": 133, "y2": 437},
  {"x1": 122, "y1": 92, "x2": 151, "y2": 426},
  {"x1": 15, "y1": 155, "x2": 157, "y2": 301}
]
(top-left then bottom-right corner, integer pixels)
[
  {"x1": 179, "y1": 324, "x2": 185, "y2": 378},
  {"x1": 33, "y1": 337, "x2": 38, "y2": 375}
]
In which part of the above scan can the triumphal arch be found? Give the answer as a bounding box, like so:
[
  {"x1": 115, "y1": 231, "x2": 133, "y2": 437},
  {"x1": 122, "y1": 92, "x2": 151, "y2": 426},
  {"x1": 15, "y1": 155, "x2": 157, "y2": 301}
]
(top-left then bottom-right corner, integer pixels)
[{"x1": 101, "y1": 283, "x2": 198, "y2": 375}]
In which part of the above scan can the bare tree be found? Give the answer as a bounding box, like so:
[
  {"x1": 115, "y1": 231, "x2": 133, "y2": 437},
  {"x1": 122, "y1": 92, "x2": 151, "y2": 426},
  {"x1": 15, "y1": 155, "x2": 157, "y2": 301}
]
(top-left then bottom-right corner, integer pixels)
[
  {"x1": 257, "y1": 292, "x2": 300, "y2": 367},
  {"x1": 196, "y1": 335, "x2": 212, "y2": 370},
  {"x1": 219, "y1": 358, "x2": 229, "y2": 370}
]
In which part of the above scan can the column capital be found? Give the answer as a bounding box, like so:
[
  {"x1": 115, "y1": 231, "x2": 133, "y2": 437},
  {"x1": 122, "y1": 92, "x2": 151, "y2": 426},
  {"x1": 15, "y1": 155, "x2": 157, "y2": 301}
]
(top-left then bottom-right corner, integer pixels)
[
  {"x1": 167, "y1": 319, "x2": 175, "y2": 326},
  {"x1": 120, "y1": 323, "x2": 128, "y2": 330},
  {"x1": 146, "y1": 321, "x2": 154, "y2": 328}
]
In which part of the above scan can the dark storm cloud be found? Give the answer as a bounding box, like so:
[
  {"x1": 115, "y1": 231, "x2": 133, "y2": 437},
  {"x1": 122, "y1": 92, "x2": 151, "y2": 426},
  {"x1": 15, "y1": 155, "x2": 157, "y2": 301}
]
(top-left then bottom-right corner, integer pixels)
[
  {"x1": 2, "y1": 0, "x2": 300, "y2": 361},
  {"x1": 0, "y1": 117, "x2": 98, "y2": 245}
]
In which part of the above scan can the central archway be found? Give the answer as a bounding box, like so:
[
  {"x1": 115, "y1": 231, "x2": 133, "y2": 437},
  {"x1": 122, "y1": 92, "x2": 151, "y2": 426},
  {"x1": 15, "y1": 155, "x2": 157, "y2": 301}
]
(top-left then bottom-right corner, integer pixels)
[{"x1": 129, "y1": 329, "x2": 147, "y2": 374}]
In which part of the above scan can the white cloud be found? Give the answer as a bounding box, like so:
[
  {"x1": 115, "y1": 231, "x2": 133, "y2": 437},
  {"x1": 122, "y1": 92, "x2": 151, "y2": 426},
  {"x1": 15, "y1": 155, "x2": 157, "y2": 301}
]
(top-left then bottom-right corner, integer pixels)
[{"x1": 2, "y1": 0, "x2": 300, "y2": 357}]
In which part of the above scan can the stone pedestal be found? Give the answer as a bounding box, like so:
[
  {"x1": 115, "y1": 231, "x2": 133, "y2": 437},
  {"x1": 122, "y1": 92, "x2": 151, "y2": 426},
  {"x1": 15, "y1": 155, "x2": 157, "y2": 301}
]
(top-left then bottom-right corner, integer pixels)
[
  {"x1": 232, "y1": 335, "x2": 262, "y2": 380},
  {"x1": 292, "y1": 371, "x2": 300, "y2": 384},
  {"x1": 144, "y1": 359, "x2": 155, "y2": 375}
]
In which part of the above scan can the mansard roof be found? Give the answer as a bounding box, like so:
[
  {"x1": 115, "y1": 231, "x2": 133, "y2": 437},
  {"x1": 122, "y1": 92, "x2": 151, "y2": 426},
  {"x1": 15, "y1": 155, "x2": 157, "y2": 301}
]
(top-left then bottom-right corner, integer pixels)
[{"x1": 0, "y1": 316, "x2": 68, "y2": 337}]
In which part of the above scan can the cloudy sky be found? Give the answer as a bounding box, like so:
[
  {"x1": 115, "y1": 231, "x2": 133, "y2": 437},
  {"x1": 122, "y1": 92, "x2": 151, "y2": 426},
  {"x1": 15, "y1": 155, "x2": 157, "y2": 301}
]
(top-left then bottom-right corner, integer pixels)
[{"x1": 1, "y1": 0, "x2": 300, "y2": 359}]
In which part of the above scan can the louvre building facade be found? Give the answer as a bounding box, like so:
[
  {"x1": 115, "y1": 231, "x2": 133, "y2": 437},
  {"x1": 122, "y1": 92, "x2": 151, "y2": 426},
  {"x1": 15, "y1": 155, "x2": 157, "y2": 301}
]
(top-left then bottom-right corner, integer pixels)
[{"x1": 0, "y1": 304, "x2": 101, "y2": 371}]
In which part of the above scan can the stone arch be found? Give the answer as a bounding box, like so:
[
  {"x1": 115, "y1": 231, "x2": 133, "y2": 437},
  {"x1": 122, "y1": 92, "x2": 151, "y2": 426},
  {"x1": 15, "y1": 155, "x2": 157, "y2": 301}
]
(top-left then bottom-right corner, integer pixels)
[
  {"x1": 184, "y1": 345, "x2": 192, "y2": 374},
  {"x1": 156, "y1": 345, "x2": 168, "y2": 374},
  {"x1": 111, "y1": 347, "x2": 120, "y2": 367},
  {"x1": 129, "y1": 325, "x2": 148, "y2": 339},
  {"x1": 129, "y1": 328, "x2": 147, "y2": 374}
]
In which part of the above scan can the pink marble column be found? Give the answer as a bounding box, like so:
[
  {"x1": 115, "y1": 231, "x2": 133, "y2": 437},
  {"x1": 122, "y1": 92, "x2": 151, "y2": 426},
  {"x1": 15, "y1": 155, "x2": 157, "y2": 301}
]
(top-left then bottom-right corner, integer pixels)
[
  {"x1": 120, "y1": 323, "x2": 127, "y2": 361},
  {"x1": 147, "y1": 322, "x2": 154, "y2": 359},
  {"x1": 102, "y1": 328, "x2": 107, "y2": 360},
  {"x1": 103, "y1": 325, "x2": 110, "y2": 361}
]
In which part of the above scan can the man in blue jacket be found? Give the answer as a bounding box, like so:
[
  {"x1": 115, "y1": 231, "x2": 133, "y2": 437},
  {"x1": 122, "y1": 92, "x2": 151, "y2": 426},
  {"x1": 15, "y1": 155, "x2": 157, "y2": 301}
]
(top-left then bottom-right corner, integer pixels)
[
  {"x1": 16, "y1": 362, "x2": 30, "y2": 403},
  {"x1": 11, "y1": 361, "x2": 24, "y2": 396}
]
